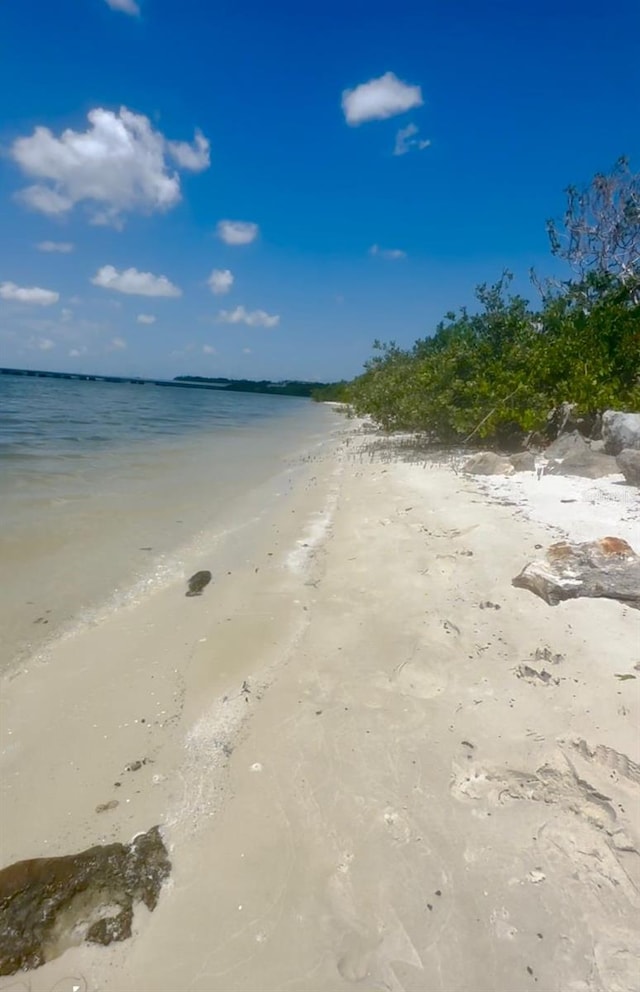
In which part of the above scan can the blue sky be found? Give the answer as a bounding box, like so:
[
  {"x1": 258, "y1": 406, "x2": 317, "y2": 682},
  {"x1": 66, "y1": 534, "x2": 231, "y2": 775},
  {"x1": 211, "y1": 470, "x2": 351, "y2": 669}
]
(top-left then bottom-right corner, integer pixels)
[{"x1": 1, "y1": 0, "x2": 638, "y2": 381}]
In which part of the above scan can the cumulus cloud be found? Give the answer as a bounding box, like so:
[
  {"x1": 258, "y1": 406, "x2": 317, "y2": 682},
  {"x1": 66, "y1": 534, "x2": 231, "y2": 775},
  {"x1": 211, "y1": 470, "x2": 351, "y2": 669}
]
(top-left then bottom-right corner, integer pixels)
[
  {"x1": 137, "y1": 313, "x2": 156, "y2": 324},
  {"x1": 216, "y1": 220, "x2": 259, "y2": 246},
  {"x1": 69, "y1": 346, "x2": 88, "y2": 358},
  {"x1": 242, "y1": 347, "x2": 252, "y2": 354},
  {"x1": 369, "y1": 244, "x2": 407, "y2": 260},
  {"x1": 91, "y1": 265, "x2": 182, "y2": 297},
  {"x1": 393, "y1": 123, "x2": 431, "y2": 156},
  {"x1": 217, "y1": 305, "x2": 279, "y2": 328},
  {"x1": 207, "y1": 268, "x2": 234, "y2": 295},
  {"x1": 11, "y1": 107, "x2": 210, "y2": 227},
  {"x1": 0, "y1": 281, "x2": 59, "y2": 305},
  {"x1": 109, "y1": 336, "x2": 127, "y2": 350},
  {"x1": 105, "y1": 0, "x2": 140, "y2": 13},
  {"x1": 342, "y1": 72, "x2": 423, "y2": 125},
  {"x1": 202, "y1": 344, "x2": 216, "y2": 354},
  {"x1": 36, "y1": 240, "x2": 75, "y2": 253}
]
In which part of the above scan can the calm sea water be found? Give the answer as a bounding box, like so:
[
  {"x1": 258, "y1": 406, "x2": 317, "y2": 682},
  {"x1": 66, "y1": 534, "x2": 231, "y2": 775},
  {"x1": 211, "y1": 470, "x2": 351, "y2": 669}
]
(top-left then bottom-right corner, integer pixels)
[{"x1": 0, "y1": 375, "x2": 338, "y2": 670}]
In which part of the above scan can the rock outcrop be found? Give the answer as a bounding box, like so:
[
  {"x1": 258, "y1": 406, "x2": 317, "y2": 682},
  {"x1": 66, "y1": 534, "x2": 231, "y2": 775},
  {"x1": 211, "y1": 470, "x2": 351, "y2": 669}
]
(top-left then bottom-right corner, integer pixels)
[
  {"x1": 602, "y1": 411, "x2": 640, "y2": 455},
  {"x1": 509, "y1": 451, "x2": 536, "y2": 472},
  {"x1": 617, "y1": 448, "x2": 640, "y2": 487},
  {"x1": 541, "y1": 432, "x2": 619, "y2": 478},
  {"x1": 0, "y1": 825, "x2": 171, "y2": 976},
  {"x1": 513, "y1": 537, "x2": 640, "y2": 609},
  {"x1": 463, "y1": 452, "x2": 514, "y2": 476}
]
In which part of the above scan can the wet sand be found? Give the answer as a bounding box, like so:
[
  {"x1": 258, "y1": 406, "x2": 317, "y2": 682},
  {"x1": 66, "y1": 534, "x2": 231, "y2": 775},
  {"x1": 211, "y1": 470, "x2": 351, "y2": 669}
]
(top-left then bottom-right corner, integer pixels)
[{"x1": 1, "y1": 427, "x2": 638, "y2": 992}]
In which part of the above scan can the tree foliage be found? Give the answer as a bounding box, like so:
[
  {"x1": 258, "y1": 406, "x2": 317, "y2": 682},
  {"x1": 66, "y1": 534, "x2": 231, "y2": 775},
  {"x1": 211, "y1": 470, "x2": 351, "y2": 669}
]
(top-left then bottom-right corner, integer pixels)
[{"x1": 345, "y1": 160, "x2": 640, "y2": 444}]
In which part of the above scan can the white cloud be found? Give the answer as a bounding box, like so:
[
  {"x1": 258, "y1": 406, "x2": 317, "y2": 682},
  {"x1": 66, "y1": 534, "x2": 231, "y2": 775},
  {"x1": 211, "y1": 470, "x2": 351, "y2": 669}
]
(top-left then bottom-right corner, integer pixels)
[
  {"x1": 202, "y1": 344, "x2": 216, "y2": 354},
  {"x1": 342, "y1": 72, "x2": 423, "y2": 125},
  {"x1": 393, "y1": 123, "x2": 431, "y2": 156},
  {"x1": 217, "y1": 305, "x2": 279, "y2": 328},
  {"x1": 105, "y1": 0, "x2": 140, "y2": 13},
  {"x1": 69, "y1": 346, "x2": 88, "y2": 358},
  {"x1": 137, "y1": 313, "x2": 157, "y2": 324},
  {"x1": 60, "y1": 307, "x2": 73, "y2": 322},
  {"x1": 109, "y1": 337, "x2": 127, "y2": 350},
  {"x1": 369, "y1": 244, "x2": 407, "y2": 260},
  {"x1": 0, "y1": 281, "x2": 59, "y2": 306},
  {"x1": 12, "y1": 107, "x2": 210, "y2": 227},
  {"x1": 242, "y1": 347, "x2": 252, "y2": 354},
  {"x1": 91, "y1": 265, "x2": 182, "y2": 297},
  {"x1": 27, "y1": 336, "x2": 55, "y2": 351},
  {"x1": 216, "y1": 220, "x2": 259, "y2": 246},
  {"x1": 167, "y1": 131, "x2": 210, "y2": 172},
  {"x1": 36, "y1": 240, "x2": 75, "y2": 253},
  {"x1": 207, "y1": 268, "x2": 234, "y2": 295}
]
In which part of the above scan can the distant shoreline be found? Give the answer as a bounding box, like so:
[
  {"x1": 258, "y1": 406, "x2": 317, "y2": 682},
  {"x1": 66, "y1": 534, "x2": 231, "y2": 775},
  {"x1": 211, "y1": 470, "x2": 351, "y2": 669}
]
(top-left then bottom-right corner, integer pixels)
[{"x1": 0, "y1": 366, "x2": 332, "y2": 397}]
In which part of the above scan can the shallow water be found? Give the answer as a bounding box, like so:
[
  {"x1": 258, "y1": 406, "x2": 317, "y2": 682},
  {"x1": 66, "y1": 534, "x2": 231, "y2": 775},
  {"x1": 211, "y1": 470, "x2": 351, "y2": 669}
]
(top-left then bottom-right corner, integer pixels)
[{"x1": 0, "y1": 375, "x2": 338, "y2": 669}]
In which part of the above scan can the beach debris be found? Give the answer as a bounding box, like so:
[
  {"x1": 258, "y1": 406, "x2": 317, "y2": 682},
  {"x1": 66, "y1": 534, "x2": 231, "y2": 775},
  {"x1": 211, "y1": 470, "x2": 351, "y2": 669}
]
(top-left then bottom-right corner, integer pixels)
[
  {"x1": 513, "y1": 537, "x2": 640, "y2": 609},
  {"x1": 617, "y1": 448, "x2": 640, "y2": 486},
  {"x1": 602, "y1": 410, "x2": 640, "y2": 455},
  {"x1": 463, "y1": 452, "x2": 514, "y2": 476},
  {"x1": 443, "y1": 619, "x2": 460, "y2": 635},
  {"x1": 123, "y1": 758, "x2": 152, "y2": 773},
  {"x1": 95, "y1": 799, "x2": 119, "y2": 813},
  {"x1": 515, "y1": 665, "x2": 559, "y2": 686},
  {"x1": 479, "y1": 601, "x2": 501, "y2": 610},
  {"x1": 0, "y1": 825, "x2": 171, "y2": 976},
  {"x1": 185, "y1": 570, "x2": 212, "y2": 597}
]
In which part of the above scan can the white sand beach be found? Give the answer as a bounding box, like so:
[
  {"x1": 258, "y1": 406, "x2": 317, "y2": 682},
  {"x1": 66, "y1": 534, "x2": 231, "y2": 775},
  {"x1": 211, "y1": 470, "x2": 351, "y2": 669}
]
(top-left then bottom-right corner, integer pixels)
[{"x1": 1, "y1": 422, "x2": 639, "y2": 992}]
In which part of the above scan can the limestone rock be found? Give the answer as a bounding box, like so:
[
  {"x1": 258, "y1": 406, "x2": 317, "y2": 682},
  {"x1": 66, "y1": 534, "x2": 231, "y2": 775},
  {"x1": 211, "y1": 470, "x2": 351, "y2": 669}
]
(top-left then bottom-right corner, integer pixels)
[
  {"x1": 513, "y1": 537, "x2": 640, "y2": 609},
  {"x1": 544, "y1": 431, "x2": 590, "y2": 459},
  {"x1": 545, "y1": 447, "x2": 619, "y2": 479},
  {"x1": 617, "y1": 448, "x2": 640, "y2": 486},
  {"x1": 510, "y1": 451, "x2": 536, "y2": 472},
  {"x1": 463, "y1": 452, "x2": 514, "y2": 476},
  {"x1": 602, "y1": 411, "x2": 640, "y2": 455},
  {"x1": 0, "y1": 825, "x2": 171, "y2": 976}
]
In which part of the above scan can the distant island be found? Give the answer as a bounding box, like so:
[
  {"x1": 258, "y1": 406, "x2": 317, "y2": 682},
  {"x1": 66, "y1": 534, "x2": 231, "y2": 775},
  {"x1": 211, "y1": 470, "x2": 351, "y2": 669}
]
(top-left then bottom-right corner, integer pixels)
[{"x1": 0, "y1": 367, "x2": 343, "y2": 399}]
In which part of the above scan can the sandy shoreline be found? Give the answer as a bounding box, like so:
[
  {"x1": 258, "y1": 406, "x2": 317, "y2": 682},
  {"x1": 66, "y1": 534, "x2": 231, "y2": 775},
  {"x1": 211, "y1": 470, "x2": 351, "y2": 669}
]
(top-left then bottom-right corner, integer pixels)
[{"x1": 1, "y1": 424, "x2": 639, "y2": 992}]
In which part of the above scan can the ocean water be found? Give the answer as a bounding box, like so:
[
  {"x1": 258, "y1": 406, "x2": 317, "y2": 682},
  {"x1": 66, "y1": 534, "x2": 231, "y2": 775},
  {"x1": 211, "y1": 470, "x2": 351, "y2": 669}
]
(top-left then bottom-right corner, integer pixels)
[{"x1": 0, "y1": 375, "x2": 338, "y2": 671}]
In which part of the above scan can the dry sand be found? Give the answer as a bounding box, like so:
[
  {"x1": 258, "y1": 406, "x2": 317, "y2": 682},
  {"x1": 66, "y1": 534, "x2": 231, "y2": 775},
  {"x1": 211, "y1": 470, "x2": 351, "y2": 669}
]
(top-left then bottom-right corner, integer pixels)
[{"x1": 1, "y1": 425, "x2": 639, "y2": 992}]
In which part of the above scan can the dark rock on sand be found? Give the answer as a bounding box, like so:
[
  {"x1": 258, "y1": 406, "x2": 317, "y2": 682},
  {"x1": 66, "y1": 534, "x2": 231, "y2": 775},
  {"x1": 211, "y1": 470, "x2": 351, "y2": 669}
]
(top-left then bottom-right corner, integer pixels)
[
  {"x1": 185, "y1": 570, "x2": 212, "y2": 597},
  {"x1": 617, "y1": 449, "x2": 640, "y2": 487},
  {"x1": 513, "y1": 537, "x2": 640, "y2": 609},
  {"x1": 0, "y1": 825, "x2": 170, "y2": 976}
]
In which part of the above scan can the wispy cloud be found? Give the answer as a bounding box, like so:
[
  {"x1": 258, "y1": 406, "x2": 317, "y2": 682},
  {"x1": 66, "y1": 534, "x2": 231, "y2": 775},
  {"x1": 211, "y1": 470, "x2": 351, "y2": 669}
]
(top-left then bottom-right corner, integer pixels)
[
  {"x1": 109, "y1": 336, "x2": 127, "y2": 351},
  {"x1": 369, "y1": 244, "x2": 407, "y2": 260},
  {"x1": 104, "y1": 0, "x2": 140, "y2": 14},
  {"x1": 217, "y1": 305, "x2": 279, "y2": 328},
  {"x1": 137, "y1": 313, "x2": 157, "y2": 324},
  {"x1": 91, "y1": 265, "x2": 182, "y2": 297},
  {"x1": 342, "y1": 72, "x2": 423, "y2": 125},
  {"x1": 216, "y1": 220, "x2": 259, "y2": 246},
  {"x1": 36, "y1": 240, "x2": 75, "y2": 253},
  {"x1": 12, "y1": 108, "x2": 209, "y2": 227},
  {"x1": 394, "y1": 123, "x2": 431, "y2": 156},
  {"x1": 0, "y1": 281, "x2": 59, "y2": 305},
  {"x1": 207, "y1": 268, "x2": 234, "y2": 294},
  {"x1": 202, "y1": 344, "x2": 216, "y2": 354}
]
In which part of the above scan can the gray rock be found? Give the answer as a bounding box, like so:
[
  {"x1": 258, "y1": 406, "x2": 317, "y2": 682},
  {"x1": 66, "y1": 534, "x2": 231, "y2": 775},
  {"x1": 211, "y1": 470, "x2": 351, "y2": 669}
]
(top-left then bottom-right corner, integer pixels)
[
  {"x1": 186, "y1": 569, "x2": 212, "y2": 597},
  {"x1": 463, "y1": 452, "x2": 514, "y2": 476},
  {"x1": 513, "y1": 537, "x2": 640, "y2": 609},
  {"x1": 510, "y1": 451, "x2": 536, "y2": 472},
  {"x1": 0, "y1": 825, "x2": 171, "y2": 976},
  {"x1": 602, "y1": 410, "x2": 640, "y2": 455},
  {"x1": 544, "y1": 431, "x2": 590, "y2": 459},
  {"x1": 545, "y1": 447, "x2": 619, "y2": 479},
  {"x1": 617, "y1": 448, "x2": 640, "y2": 486}
]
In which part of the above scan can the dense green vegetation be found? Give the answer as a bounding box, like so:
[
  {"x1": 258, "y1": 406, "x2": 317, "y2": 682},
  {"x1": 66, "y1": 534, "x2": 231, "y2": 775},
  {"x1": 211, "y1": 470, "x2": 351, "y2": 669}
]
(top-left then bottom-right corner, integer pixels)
[{"x1": 316, "y1": 159, "x2": 640, "y2": 443}]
